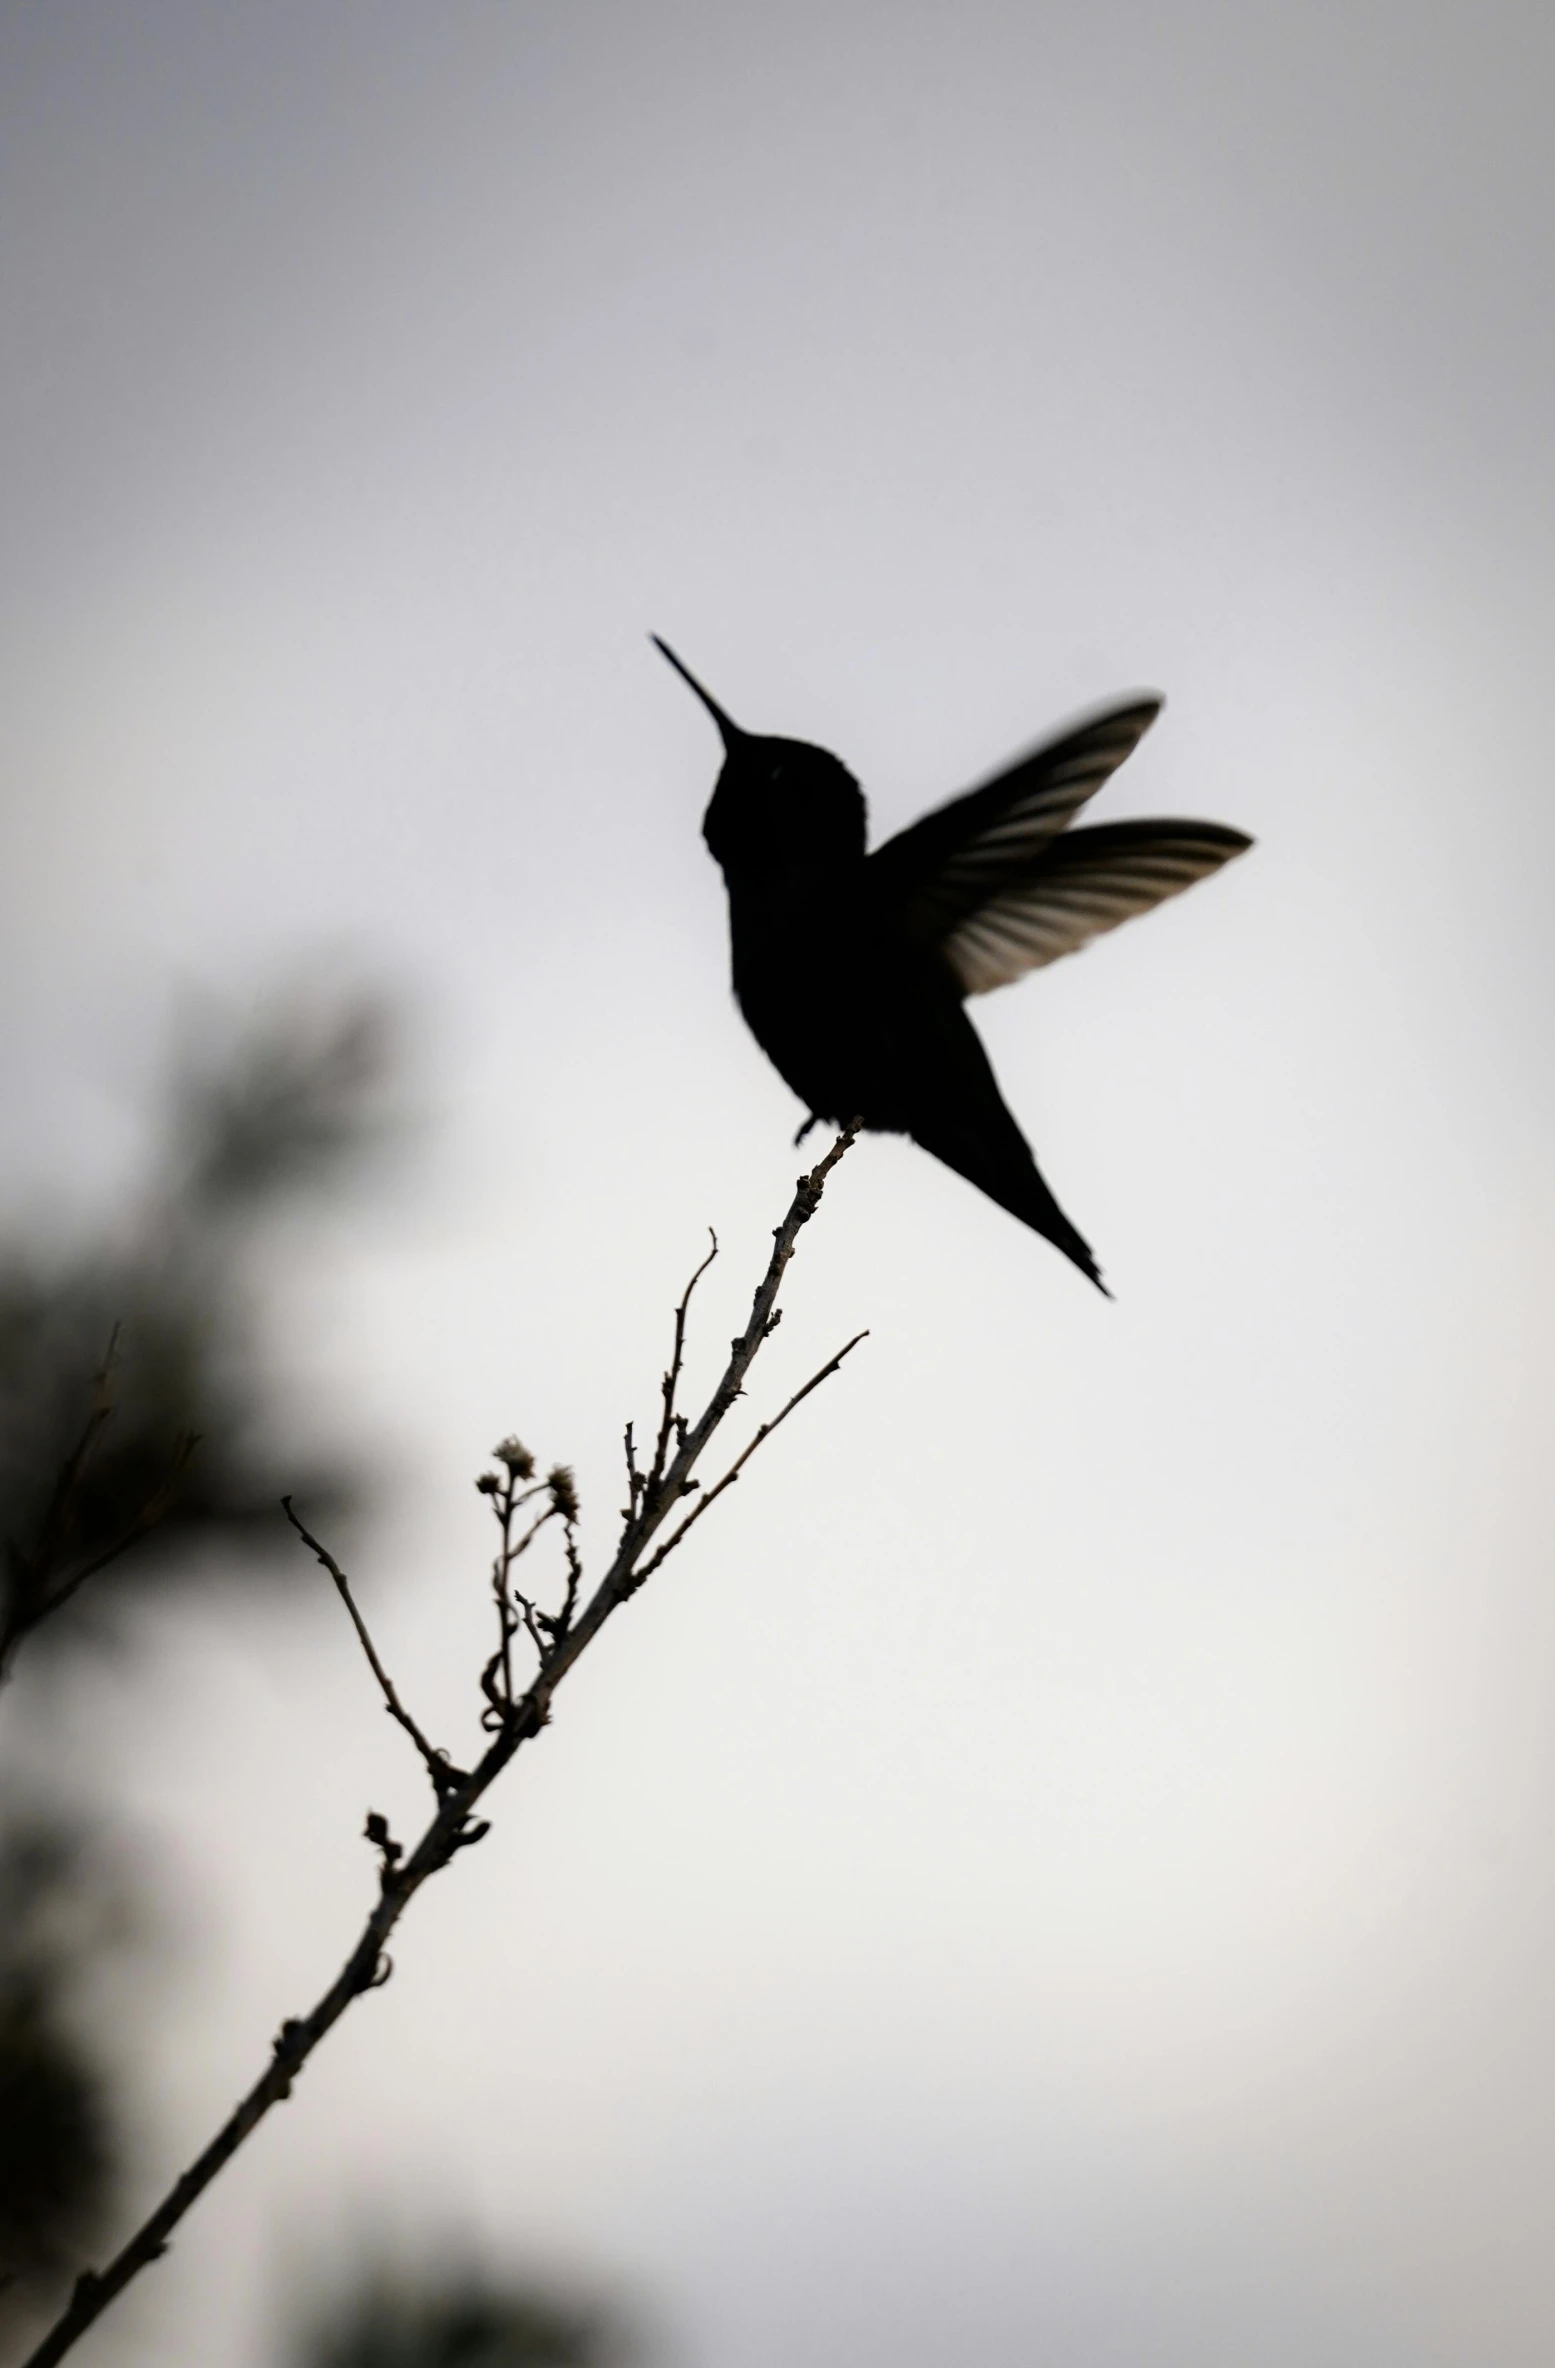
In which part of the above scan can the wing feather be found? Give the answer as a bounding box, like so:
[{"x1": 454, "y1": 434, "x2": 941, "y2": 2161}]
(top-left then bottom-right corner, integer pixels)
[
  {"x1": 944, "y1": 820, "x2": 1253, "y2": 996},
  {"x1": 868, "y1": 697, "x2": 1163, "y2": 946}
]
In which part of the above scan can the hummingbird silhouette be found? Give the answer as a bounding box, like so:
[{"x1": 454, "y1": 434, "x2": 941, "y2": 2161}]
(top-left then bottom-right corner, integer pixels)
[{"x1": 654, "y1": 638, "x2": 1252, "y2": 1292}]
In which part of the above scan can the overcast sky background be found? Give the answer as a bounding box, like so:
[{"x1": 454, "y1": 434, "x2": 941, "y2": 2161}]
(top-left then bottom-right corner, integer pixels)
[{"x1": 3, "y1": 5, "x2": 1555, "y2": 2364}]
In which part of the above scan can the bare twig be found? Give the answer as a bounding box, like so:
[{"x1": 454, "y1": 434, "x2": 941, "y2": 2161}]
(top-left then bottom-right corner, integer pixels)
[
  {"x1": 501, "y1": 1503, "x2": 553, "y2": 1692},
  {"x1": 493, "y1": 1482, "x2": 518, "y2": 1709},
  {"x1": 647, "y1": 1228, "x2": 718, "y2": 1497},
  {"x1": 19, "y1": 1126, "x2": 863, "y2": 2368},
  {"x1": 281, "y1": 1499, "x2": 460, "y2": 1798},
  {"x1": 633, "y1": 1328, "x2": 869, "y2": 1584},
  {"x1": 622, "y1": 1419, "x2": 644, "y2": 1521},
  {"x1": 553, "y1": 1507, "x2": 583, "y2": 1639}
]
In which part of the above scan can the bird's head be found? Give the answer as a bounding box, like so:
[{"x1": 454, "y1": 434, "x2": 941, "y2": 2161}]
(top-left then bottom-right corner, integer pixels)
[{"x1": 652, "y1": 636, "x2": 866, "y2": 877}]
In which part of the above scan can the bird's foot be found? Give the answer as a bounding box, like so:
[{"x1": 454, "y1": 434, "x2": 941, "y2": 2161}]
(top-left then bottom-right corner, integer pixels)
[{"x1": 793, "y1": 1113, "x2": 820, "y2": 1147}]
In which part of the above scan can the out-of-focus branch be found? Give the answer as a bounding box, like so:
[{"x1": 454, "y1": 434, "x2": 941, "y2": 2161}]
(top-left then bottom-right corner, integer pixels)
[
  {"x1": 0, "y1": 1338, "x2": 197, "y2": 1689},
  {"x1": 0, "y1": 985, "x2": 402, "y2": 1688},
  {"x1": 18, "y1": 1127, "x2": 864, "y2": 2368}
]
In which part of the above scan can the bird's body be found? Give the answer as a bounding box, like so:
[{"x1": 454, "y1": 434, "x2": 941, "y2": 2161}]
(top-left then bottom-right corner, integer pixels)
[{"x1": 657, "y1": 640, "x2": 1251, "y2": 1291}]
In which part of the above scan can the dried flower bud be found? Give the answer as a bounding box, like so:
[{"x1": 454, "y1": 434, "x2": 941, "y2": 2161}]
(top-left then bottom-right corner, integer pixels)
[
  {"x1": 364, "y1": 1808, "x2": 402, "y2": 1873},
  {"x1": 547, "y1": 1463, "x2": 579, "y2": 1523},
  {"x1": 475, "y1": 1472, "x2": 500, "y2": 1496},
  {"x1": 492, "y1": 1436, "x2": 536, "y2": 1480}
]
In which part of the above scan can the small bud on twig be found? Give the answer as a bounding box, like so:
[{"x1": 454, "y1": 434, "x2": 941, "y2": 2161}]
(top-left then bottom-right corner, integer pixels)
[{"x1": 364, "y1": 1809, "x2": 403, "y2": 1886}]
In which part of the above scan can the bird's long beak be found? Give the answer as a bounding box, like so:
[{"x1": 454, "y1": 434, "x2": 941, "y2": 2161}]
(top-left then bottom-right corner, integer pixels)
[{"x1": 650, "y1": 635, "x2": 746, "y2": 747}]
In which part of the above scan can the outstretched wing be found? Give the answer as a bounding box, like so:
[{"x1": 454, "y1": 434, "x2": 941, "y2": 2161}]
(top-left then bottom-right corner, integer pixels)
[
  {"x1": 940, "y1": 819, "x2": 1254, "y2": 996},
  {"x1": 867, "y1": 697, "x2": 1163, "y2": 949}
]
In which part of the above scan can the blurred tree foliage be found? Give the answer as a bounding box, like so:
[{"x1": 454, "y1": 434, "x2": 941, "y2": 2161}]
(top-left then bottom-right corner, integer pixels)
[
  {"x1": 297, "y1": 2269, "x2": 632, "y2": 2368},
  {"x1": 0, "y1": 1818, "x2": 135, "y2": 2325},
  {"x1": 0, "y1": 983, "x2": 403, "y2": 2323},
  {"x1": 0, "y1": 988, "x2": 397, "y2": 1675}
]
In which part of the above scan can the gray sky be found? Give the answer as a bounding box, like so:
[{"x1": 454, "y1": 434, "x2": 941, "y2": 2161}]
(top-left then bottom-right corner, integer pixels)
[{"x1": 3, "y1": 5, "x2": 1555, "y2": 2364}]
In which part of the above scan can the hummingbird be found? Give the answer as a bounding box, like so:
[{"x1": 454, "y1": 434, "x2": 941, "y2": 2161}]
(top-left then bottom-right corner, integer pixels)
[{"x1": 653, "y1": 638, "x2": 1251, "y2": 1292}]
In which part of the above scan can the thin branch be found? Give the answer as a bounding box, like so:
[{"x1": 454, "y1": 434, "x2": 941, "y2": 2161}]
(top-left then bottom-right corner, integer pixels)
[
  {"x1": 633, "y1": 1328, "x2": 868, "y2": 1584},
  {"x1": 497, "y1": 1475, "x2": 518, "y2": 1706},
  {"x1": 622, "y1": 1419, "x2": 644, "y2": 1520},
  {"x1": 281, "y1": 1499, "x2": 458, "y2": 1798},
  {"x1": 647, "y1": 1228, "x2": 718, "y2": 1496},
  {"x1": 20, "y1": 1126, "x2": 863, "y2": 2368},
  {"x1": 553, "y1": 1512, "x2": 582, "y2": 1638},
  {"x1": 492, "y1": 1483, "x2": 541, "y2": 1705},
  {"x1": 492, "y1": 1478, "x2": 518, "y2": 1709}
]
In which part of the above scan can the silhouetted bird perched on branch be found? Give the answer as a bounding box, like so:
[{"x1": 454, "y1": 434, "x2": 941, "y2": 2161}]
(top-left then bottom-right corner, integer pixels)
[{"x1": 654, "y1": 638, "x2": 1251, "y2": 1292}]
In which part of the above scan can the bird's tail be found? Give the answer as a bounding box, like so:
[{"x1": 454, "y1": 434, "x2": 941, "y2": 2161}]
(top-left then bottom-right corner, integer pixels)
[{"x1": 911, "y1": 1113, "x2": 1109, "y2": 1294}]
